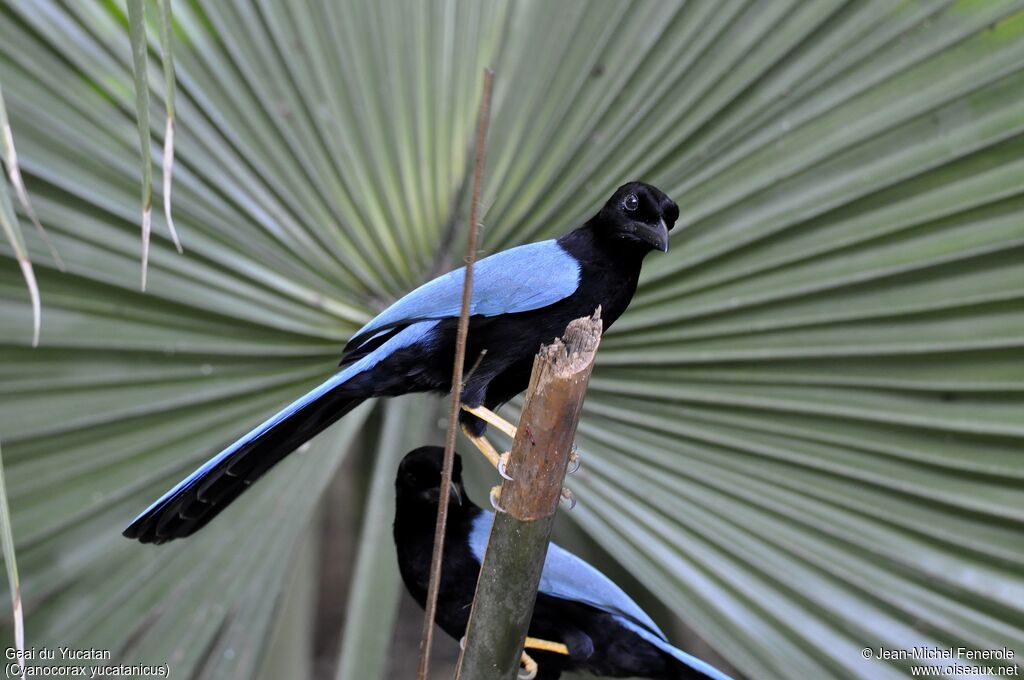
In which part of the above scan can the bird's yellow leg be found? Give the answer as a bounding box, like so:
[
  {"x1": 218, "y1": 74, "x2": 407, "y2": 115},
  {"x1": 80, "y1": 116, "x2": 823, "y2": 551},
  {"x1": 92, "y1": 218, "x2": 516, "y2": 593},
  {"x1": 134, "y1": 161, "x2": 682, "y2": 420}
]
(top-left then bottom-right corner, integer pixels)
[
  {"x1": 460, "y1": 422, "x2": 513, "y2": 481},
  {"x1": 518, "y1": 639, "x2": 570, "y2": 680},
  {"x1": 460, "y1": 422, "x2": 503, "y2": 469},
  {"x1": 463, "y1": 405, "x2": 583, "y2": 476},
  {"x1": 461, "y1": 409, "x2": 579, "y2": 510},
  {"x1": 462, "y1": 404, "x2": 517, "y2": 438},
  {"x1": 460, "y1": 423, "x2": 512, "y2": 513},
  {"x1": 524, "y1": 637, "x2": 570, "y2": 655}
]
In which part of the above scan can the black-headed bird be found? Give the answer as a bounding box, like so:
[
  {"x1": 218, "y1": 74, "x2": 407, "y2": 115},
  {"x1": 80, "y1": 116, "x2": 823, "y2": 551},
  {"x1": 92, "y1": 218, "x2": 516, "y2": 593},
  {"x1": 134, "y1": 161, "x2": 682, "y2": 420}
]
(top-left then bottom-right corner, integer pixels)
[
  {"x1": 125, "y1": 182, "x2": 678, "y2": 544},
  {"x1": 394, "y1": 447, "x2": 733, "y2": 680}
]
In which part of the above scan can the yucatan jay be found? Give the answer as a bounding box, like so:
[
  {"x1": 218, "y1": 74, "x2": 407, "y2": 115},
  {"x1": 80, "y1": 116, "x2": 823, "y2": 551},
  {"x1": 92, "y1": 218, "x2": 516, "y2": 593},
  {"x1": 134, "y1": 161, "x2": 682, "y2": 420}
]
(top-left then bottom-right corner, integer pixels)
[
  {"x1": 394, "y1": 446, "x2": 733, "y2": 680},
  {"x1": 125, "y1": 182, "x2": 678, "y2": 543}
]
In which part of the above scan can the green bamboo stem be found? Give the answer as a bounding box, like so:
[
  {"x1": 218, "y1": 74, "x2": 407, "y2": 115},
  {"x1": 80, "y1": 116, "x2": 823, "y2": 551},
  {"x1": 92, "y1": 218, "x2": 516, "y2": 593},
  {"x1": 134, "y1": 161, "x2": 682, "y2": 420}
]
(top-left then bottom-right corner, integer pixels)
[{"x1": 457, "y1": 310, "x2": 603, "y2": 680}]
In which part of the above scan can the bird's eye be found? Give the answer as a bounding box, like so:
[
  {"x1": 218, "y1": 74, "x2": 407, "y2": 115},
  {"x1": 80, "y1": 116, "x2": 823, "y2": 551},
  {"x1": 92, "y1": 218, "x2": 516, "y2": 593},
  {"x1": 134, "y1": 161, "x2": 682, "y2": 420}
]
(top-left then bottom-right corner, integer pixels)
[{"x1": 623, "y1": 193, "x2": 639, "y2": 212}]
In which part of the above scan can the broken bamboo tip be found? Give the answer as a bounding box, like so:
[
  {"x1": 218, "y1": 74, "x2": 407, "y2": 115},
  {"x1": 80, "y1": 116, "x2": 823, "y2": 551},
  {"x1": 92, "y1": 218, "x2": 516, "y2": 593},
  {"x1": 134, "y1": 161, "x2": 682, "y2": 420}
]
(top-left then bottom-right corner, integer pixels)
[
  {"x1": 539, "y1": 306, "x2": 602, "y2": 378},
  {"x1": 501, "y1": 308, "x2": 603, "y2": 521}
]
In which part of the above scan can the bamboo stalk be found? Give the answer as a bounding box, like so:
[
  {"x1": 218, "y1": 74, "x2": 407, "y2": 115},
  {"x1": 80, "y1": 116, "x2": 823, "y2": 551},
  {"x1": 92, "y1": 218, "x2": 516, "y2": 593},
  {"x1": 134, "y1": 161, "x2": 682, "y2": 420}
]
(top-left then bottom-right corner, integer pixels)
[{"x1": 457, "y1": 309, "x2": 603, "y2": 680}]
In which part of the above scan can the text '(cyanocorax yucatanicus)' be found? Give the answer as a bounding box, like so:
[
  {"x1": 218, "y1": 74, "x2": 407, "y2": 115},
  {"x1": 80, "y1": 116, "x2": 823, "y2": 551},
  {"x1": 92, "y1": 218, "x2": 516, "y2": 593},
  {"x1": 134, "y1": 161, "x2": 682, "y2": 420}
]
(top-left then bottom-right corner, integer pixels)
[{"x1": 124, "y1": 182, "x2": 678, "y2": 544}]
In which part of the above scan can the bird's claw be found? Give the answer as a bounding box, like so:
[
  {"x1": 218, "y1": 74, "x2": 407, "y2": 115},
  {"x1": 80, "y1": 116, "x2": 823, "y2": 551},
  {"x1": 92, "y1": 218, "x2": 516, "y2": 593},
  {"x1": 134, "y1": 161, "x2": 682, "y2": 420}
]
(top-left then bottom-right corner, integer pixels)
[
  {"x1": 459, "y1": 636, "x2": 466, "y2": 651},
  {"x1": 497, "y1": 452, "x2": 513, "y2": 481},
  {"x1": 560, "y1": 487, "x2": 576, "y2": 510},
  {"x1": 567, "y1": 445, "x2": 581, "y2": 475},
  {"x1": 490, "y1": 485, "x2": 505, "y2": 513},
  {"x1": 519, "y1": 652, "x2": 538, "y2": 680}
]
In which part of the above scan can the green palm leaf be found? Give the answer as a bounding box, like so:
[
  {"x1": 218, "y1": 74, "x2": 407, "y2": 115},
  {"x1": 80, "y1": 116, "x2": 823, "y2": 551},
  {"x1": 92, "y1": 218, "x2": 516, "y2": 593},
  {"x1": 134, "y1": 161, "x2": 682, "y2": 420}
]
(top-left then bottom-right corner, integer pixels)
[{"x1": 1, "y1": 1, "x2": 1022, "y2": 679}]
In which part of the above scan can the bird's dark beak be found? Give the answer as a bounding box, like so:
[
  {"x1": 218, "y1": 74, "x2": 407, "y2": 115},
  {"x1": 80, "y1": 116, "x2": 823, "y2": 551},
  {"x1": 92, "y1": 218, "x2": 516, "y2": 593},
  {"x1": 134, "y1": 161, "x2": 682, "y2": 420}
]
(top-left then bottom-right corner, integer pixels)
[
  {"x1": 639, "y1": 219, "x2": 670, "y2": 252},
  {"x1": 449, "y1": 481, "x2": 462, "y2": 506}
]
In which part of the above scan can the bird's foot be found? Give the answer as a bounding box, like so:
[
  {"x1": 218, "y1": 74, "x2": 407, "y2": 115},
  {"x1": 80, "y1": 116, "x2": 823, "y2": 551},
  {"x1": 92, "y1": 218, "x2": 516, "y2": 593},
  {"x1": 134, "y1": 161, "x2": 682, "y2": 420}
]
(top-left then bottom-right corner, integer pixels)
[
  {"x1": 489, "y1": 485, "x2": 505, "y2": 513},
  {"x1": 462, "y1": 404, "x2": 517, "y2": 439},
  {"x1": 560, "y1": 487, "x2": 576, "y2": 510},
  {"x1": 567, "y1": 444, "x2": 581, "y2": 475},
  {"x1": 461, "y1": 422, "x2": 514, "y2": 482},
  {"x1": 519, "y1": 637, "x2": 569, "y2": 677},
  {"x1": 518, "y1": 652, "x2": 537, "y2": 680},
  {"x1": 497, "y1": 451, "x2": 513, "y2": 481}
]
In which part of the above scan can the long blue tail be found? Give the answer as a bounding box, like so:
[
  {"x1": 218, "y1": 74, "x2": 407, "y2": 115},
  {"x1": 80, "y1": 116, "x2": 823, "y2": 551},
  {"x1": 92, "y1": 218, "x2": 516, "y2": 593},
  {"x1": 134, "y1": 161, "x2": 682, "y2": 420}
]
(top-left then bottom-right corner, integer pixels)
[
  {"x1": 123, "y1": 376, "x2": 363, "y2": 543},
  {"x1": 617, "y1": 618, "x2": 735, "y2": 680},
  {"x1": 124, "y1": 320, "x2": 440, "y2": 544}
]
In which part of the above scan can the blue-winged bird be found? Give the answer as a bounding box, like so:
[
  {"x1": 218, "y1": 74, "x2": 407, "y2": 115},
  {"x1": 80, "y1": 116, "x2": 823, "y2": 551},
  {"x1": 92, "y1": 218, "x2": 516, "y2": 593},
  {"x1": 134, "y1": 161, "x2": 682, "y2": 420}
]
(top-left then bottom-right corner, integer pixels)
[
  {"x1": 394, "y1": 447, "x2": 733, "y2": 680},
  {"x1": 125, "y1": 182, "x2": 678, "y2": 543}
]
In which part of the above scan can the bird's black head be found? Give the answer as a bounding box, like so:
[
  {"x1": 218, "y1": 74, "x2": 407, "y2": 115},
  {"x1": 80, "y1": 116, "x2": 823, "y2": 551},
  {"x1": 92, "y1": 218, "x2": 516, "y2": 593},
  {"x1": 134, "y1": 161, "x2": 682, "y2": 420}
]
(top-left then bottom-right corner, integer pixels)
[
  {"x1": 596, "y1": 181, "x2": 679, "y2": 253},
  {"x1": 395, "y1": 446, "x2": 466, "y2": 508}
]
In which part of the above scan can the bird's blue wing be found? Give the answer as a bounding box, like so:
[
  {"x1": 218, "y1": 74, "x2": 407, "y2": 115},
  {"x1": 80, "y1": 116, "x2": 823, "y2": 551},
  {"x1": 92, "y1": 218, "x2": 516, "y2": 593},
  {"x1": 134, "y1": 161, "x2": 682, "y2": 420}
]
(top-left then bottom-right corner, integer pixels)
[
  {"x1": 615, "y1": 618, "x2": 735, "y2": 680},
  {"x1": 538, "y1": 537, "x2": 665, "y2": 639},
  {"x1": 468, "y1": 511, "x2": 664, "y2": 639},
  {"x1": 347, "y1": 240, "x2": 580, "y2": 350}
]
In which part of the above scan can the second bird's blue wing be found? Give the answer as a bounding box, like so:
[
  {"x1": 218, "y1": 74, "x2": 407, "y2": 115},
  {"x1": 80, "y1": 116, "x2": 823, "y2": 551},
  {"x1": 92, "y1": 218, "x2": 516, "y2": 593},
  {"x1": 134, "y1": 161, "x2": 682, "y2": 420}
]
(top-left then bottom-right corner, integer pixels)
[
  {"x1": 467, "y1": 511, "x2": 735, "y2": 680},
  {"x1": 468, "y1": 511, "x2": 664, "y2": 638},
  {"x1": 346, "y1": 240, "x2": 580, "y2": 351}
]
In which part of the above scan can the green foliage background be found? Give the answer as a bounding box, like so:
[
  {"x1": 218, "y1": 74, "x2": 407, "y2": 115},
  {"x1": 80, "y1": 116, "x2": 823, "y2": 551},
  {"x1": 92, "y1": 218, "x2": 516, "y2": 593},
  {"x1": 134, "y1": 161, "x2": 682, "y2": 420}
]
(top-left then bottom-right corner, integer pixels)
[{"x1": 1, "y1": 1, "x2": 1023, "y2": 679}]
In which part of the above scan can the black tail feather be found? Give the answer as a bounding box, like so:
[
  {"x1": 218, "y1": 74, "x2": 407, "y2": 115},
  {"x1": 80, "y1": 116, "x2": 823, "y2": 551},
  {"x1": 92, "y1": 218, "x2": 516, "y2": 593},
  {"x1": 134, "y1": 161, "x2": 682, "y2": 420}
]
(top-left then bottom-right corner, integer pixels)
[{"x1": 123, "y1": 390, "x2": 363, "y2": 544}]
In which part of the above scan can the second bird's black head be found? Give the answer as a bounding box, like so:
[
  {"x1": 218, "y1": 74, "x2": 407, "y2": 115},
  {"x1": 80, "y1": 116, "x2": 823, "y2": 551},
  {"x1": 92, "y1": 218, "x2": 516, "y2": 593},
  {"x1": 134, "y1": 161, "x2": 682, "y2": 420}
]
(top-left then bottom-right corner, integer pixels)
[
  {"x1": 596, "y1": 181, "x2": 679, "y2": 253},
  {"x1": 395, "y1": 446, "x2": 466, "y2": 508}
]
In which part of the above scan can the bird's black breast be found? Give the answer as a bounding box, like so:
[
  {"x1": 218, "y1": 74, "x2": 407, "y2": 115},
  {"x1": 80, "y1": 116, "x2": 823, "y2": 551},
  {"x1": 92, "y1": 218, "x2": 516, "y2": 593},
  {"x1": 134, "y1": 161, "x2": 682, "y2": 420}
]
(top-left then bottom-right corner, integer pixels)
[
  {"x1": 554, "y1": 225, "x2": 649, "y2": 331},
  {"x1": 393, "y1": 507, "x2": 483, "y2": 639}
]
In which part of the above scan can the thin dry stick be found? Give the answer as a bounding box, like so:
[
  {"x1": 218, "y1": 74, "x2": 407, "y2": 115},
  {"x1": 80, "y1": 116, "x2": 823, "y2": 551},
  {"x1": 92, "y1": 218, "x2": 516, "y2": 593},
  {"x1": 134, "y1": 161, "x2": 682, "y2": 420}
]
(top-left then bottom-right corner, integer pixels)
[{"x1": 417, "y1": 67, "x2": 494, "y2": 680}]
